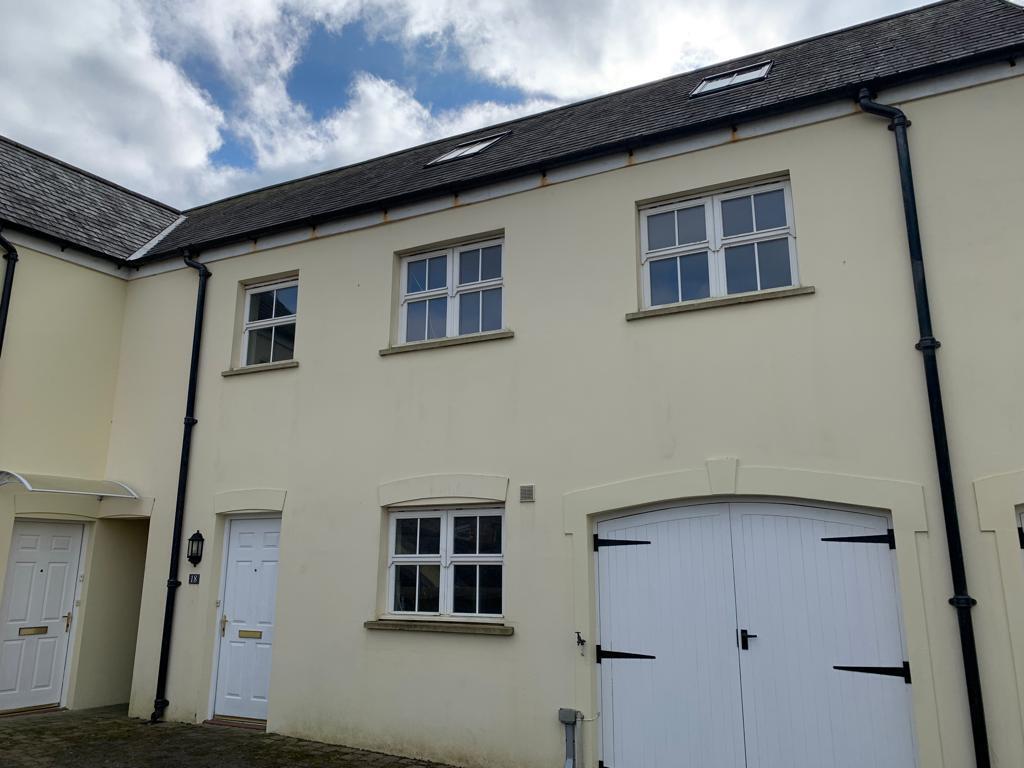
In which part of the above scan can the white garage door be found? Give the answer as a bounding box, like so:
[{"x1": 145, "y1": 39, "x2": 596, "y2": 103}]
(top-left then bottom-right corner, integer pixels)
[{"x1": 596, "y1": 502, "x2": 916, "y2": 768}]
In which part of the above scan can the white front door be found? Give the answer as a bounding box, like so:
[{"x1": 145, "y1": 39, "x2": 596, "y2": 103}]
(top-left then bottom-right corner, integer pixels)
[
  {"x1": 214, "y1": 517, "x2": 281, "y2": 720},
  {"x1": 597, "y1": 502, "x2": 916, "y2": 768},
  {"x1": 0, "y1": 521, "x2": 83, "y2": 711}
]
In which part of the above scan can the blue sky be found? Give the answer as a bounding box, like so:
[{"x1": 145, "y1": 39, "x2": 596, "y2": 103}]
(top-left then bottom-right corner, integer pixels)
[
  {"x1": 186, "y1": 19, "x2": 530, "y2": 171},
  {"x1": 0, "y1": 0, "x2": 931, "y2": 207},
  {"x1": 289, "y1": 22, "x2": 528, "y2": 117}
]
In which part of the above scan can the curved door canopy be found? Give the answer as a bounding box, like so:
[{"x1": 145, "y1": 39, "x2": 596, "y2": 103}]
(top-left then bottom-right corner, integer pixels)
[
  {"x1": 0, "y1": 471, "x2": 138, "y2": 499},
  {"x1": 596, "y1": 502, "x2": 916, "y2": 768}
]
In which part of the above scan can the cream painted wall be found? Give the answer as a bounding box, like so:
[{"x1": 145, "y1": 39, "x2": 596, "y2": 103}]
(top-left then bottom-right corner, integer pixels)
[
  {"x1": 69, "y1": 519, "x2": 149, "y2": 709},
  {"x1": 0, "y1": 246, "x2": 126, "y2": 477},
  {"x1": 98, "y1": 74, "x2": 1024, "y2": 768}
]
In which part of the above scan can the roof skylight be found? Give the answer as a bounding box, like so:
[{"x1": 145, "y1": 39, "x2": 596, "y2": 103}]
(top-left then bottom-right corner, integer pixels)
[
  {"x1": 427, "y1": 133, "x2": 507, "y2": 166},
  {"x1": 691, "y1": 61, "x2": 772, "y2": 97}
]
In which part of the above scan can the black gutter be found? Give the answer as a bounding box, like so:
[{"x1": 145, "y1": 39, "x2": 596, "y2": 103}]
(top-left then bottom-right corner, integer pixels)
[
  {"x1": 0, "y1": 226, "x2": 18, "y2": 362},
  {"x1": 150, "y1": 251, "x2": 210, "y2": 723},
  {"x1": 858, "y1": 88, "x2": 990, "y2": 768}
]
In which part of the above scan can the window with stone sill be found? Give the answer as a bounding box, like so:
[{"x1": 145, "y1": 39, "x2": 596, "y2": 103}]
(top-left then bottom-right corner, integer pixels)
[
  {"x1": 241, "y1": 280, "x2": 297, "y2": 366},
  {"x1": 398, "y1": 239, "x2": 504, "y2": 344},
  {"x1": 388, "y1": 509, "x2": 504, "y2": 617},
  {"x1": 640, "y1": 180, "x2": 799, "y2": 309}
]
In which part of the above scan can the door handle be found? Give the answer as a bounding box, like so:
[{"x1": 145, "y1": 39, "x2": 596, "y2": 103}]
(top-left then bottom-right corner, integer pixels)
[
  {"x1": 64, "y1": 612, "x2": 72, "y2": 633},
  {"x1": 221, "y1": 613, "x2": 229, "y2": 637},
  {"x1": 739, "y1": 628, "x2": 758, "y2": 650}
]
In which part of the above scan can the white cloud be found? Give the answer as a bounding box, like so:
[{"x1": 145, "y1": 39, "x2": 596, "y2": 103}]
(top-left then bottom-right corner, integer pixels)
[
  {"x1": 0, "y1": 0, "x2": 236, "y2": 205},
  {"x1": 0, "y1": 0, "x2": 924, "y2": 208}
]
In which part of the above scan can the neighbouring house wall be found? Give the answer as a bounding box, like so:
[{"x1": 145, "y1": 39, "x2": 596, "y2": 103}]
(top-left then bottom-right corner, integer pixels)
[
  {"x1": 68, "y1": 518, "x2": 149, "y2": 709},
  {"x1": 107, "y1": 73, "x2": 1024, "y2": 768},
  {"x1": 0, "y1": 245, "x2": 126, "y2": 477},
  {"x1": 0, "y1": 245, "x2": 127, "y2": 608}
]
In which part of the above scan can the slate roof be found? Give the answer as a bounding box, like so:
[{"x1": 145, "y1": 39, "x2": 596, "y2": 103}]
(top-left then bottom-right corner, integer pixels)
[
  {"x1": 0, "y1": 136, "x2": 180, "y2": 262},
  {"x1": 145, "y1": 0, "x2": 1024, "y2": 260},
  {"x1": 2, "y1": 0, "x2": 1023, "y2": 265}
]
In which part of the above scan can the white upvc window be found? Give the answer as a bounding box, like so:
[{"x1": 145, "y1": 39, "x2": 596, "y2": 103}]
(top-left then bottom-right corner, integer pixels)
[
  {"x1": 241, "y1": 280, "x2": 298, "y2": 366},
  {"x1": 639, "y1": 180, "x2": 798, "y2": 308},
  {"x1": 387, "y1": 509, "x2": 504, "y2": 617},
  {"x1": 398, "y1": 239, "x2": 504, "y2": 344}
]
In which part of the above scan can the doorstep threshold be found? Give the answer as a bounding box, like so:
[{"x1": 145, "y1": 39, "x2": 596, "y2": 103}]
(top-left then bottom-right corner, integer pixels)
[
  {"x1": 0, "y1": 703, "x2": 63, "y2": 718},
  {"x1": 205, "y1": 714, "x2": 267, "y2": 731}
]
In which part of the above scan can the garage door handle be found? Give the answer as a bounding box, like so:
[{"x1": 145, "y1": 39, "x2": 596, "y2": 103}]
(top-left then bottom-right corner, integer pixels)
[{"x1": 739, "y1": 629, "x2": 757, "y2": 650}]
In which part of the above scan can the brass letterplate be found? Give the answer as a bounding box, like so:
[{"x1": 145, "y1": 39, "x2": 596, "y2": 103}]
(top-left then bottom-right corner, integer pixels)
[
  {"x1": 19, "y1": 626, "x2": 47, "y2": 636},
  {"x1": 238, "y1": 630, "x2": 263, "y2": 639}
]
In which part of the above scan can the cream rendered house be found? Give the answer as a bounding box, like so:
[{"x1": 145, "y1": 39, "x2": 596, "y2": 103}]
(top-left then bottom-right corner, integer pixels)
[{"x1": 2, "y1": 1, "x2": 1024, "y2": 766}]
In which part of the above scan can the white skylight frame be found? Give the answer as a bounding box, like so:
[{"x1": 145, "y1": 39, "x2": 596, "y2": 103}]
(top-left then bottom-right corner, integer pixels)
[
  {"x1": 427, "y1": 133, "x2": 508, "y2": 166},
  {"x1": 690, "y1": 61, "x2": 773, "y2": 97}
]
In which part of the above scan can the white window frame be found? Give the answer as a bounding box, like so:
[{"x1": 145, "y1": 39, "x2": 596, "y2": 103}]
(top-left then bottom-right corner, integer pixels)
[
  {"x1": 240, "y1": 279, "x2": 298, "y2": 366},
  {"x1": 386, "y1": 508, "x2": 505, "y2": 618},
  {"x1": 397, "y1": 238, "x2": 505, "y2": 344},
  {"x1": 639, "y1": 180, "x2": 798, "y2": 309}
]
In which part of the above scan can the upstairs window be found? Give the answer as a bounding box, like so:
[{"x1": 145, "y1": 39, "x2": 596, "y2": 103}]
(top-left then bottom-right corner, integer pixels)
[
  {"x1": 691, "y1": 61, "x2": 771, "y2": 96},
  {"x1": 389, "y1": 509, "x2": 504, "y2": 617},
  {"x1": 398, "y1": 239, "x2": 504, "y2": 344},
  {"x1": 242, "y1": 280, "x2": 297, "y2": 365},
  {"x1": 427, "y1": 133, "x2": 507, "y2": 165},
  {"x1": 640, "y1": 180, "x2": 798, "y2": 308}
]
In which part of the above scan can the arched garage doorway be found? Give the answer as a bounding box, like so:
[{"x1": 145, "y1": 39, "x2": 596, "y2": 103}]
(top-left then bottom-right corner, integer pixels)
[{"x1": 595, "y1": 501, "x2": 917, "y2": 767}]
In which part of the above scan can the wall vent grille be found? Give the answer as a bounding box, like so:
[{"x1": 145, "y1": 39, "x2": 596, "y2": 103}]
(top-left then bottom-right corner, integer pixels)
[{"x1": 519, "y1": 484, "x2": 536, "y2": 503}]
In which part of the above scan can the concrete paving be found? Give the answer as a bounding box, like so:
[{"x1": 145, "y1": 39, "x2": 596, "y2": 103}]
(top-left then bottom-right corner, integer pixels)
[{"x1": 0, "y1": 705, "x2": 454, "y2": 768}]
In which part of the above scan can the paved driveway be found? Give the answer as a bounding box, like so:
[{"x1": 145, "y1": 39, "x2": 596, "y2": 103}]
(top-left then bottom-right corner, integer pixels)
[{"x1": 0, "y1": 706, "x2": 454, "y2": 768}]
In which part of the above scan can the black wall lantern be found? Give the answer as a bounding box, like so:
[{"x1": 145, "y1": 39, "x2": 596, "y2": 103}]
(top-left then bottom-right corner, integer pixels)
[{"x1": 187, "y1": 530, "x2": 205, "y2": 567}]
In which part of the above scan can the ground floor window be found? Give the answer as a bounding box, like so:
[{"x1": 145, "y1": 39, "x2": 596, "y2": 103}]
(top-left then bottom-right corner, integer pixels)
[{"x1": 388, "y1": 509, "x2": 503, "y2": 617}]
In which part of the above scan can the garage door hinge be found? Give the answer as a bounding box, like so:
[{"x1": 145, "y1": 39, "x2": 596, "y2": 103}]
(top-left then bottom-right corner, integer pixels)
[
  {"x1": 593, "y1": 534, "x2": 651, "y2": 551},
  {"x1": 595, "y1": 644, "x2": 656, "y2": 663},
  {"x1": 833, "y1": 660, "x2": 911, "y2": 684},
  {"x1": 821, "y1": 528, "x2": 895, "y2": 549}
]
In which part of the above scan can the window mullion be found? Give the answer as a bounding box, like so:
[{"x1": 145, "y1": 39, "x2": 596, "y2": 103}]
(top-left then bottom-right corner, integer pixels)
[
  {"x1": 442, "y1": 511, "x2": 453, "y2": 614},
  {"x1": 710, "y1": 197, "x2": 725, "y2": 296},
  {"x1": 447, "y1": 249, "x2": 457, "y2": 337}
]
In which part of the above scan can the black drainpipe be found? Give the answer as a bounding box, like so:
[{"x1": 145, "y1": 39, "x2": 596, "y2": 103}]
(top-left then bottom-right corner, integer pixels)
[
  {"x1": 857, "y1": 87, "x2": 990, "y2": 768},
  {"x1": 0, "y1": 226, "x2": 19, "y2": 362},
  {"x1": 150, "y1": 250, "x2": 211, "y2": 723}
]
